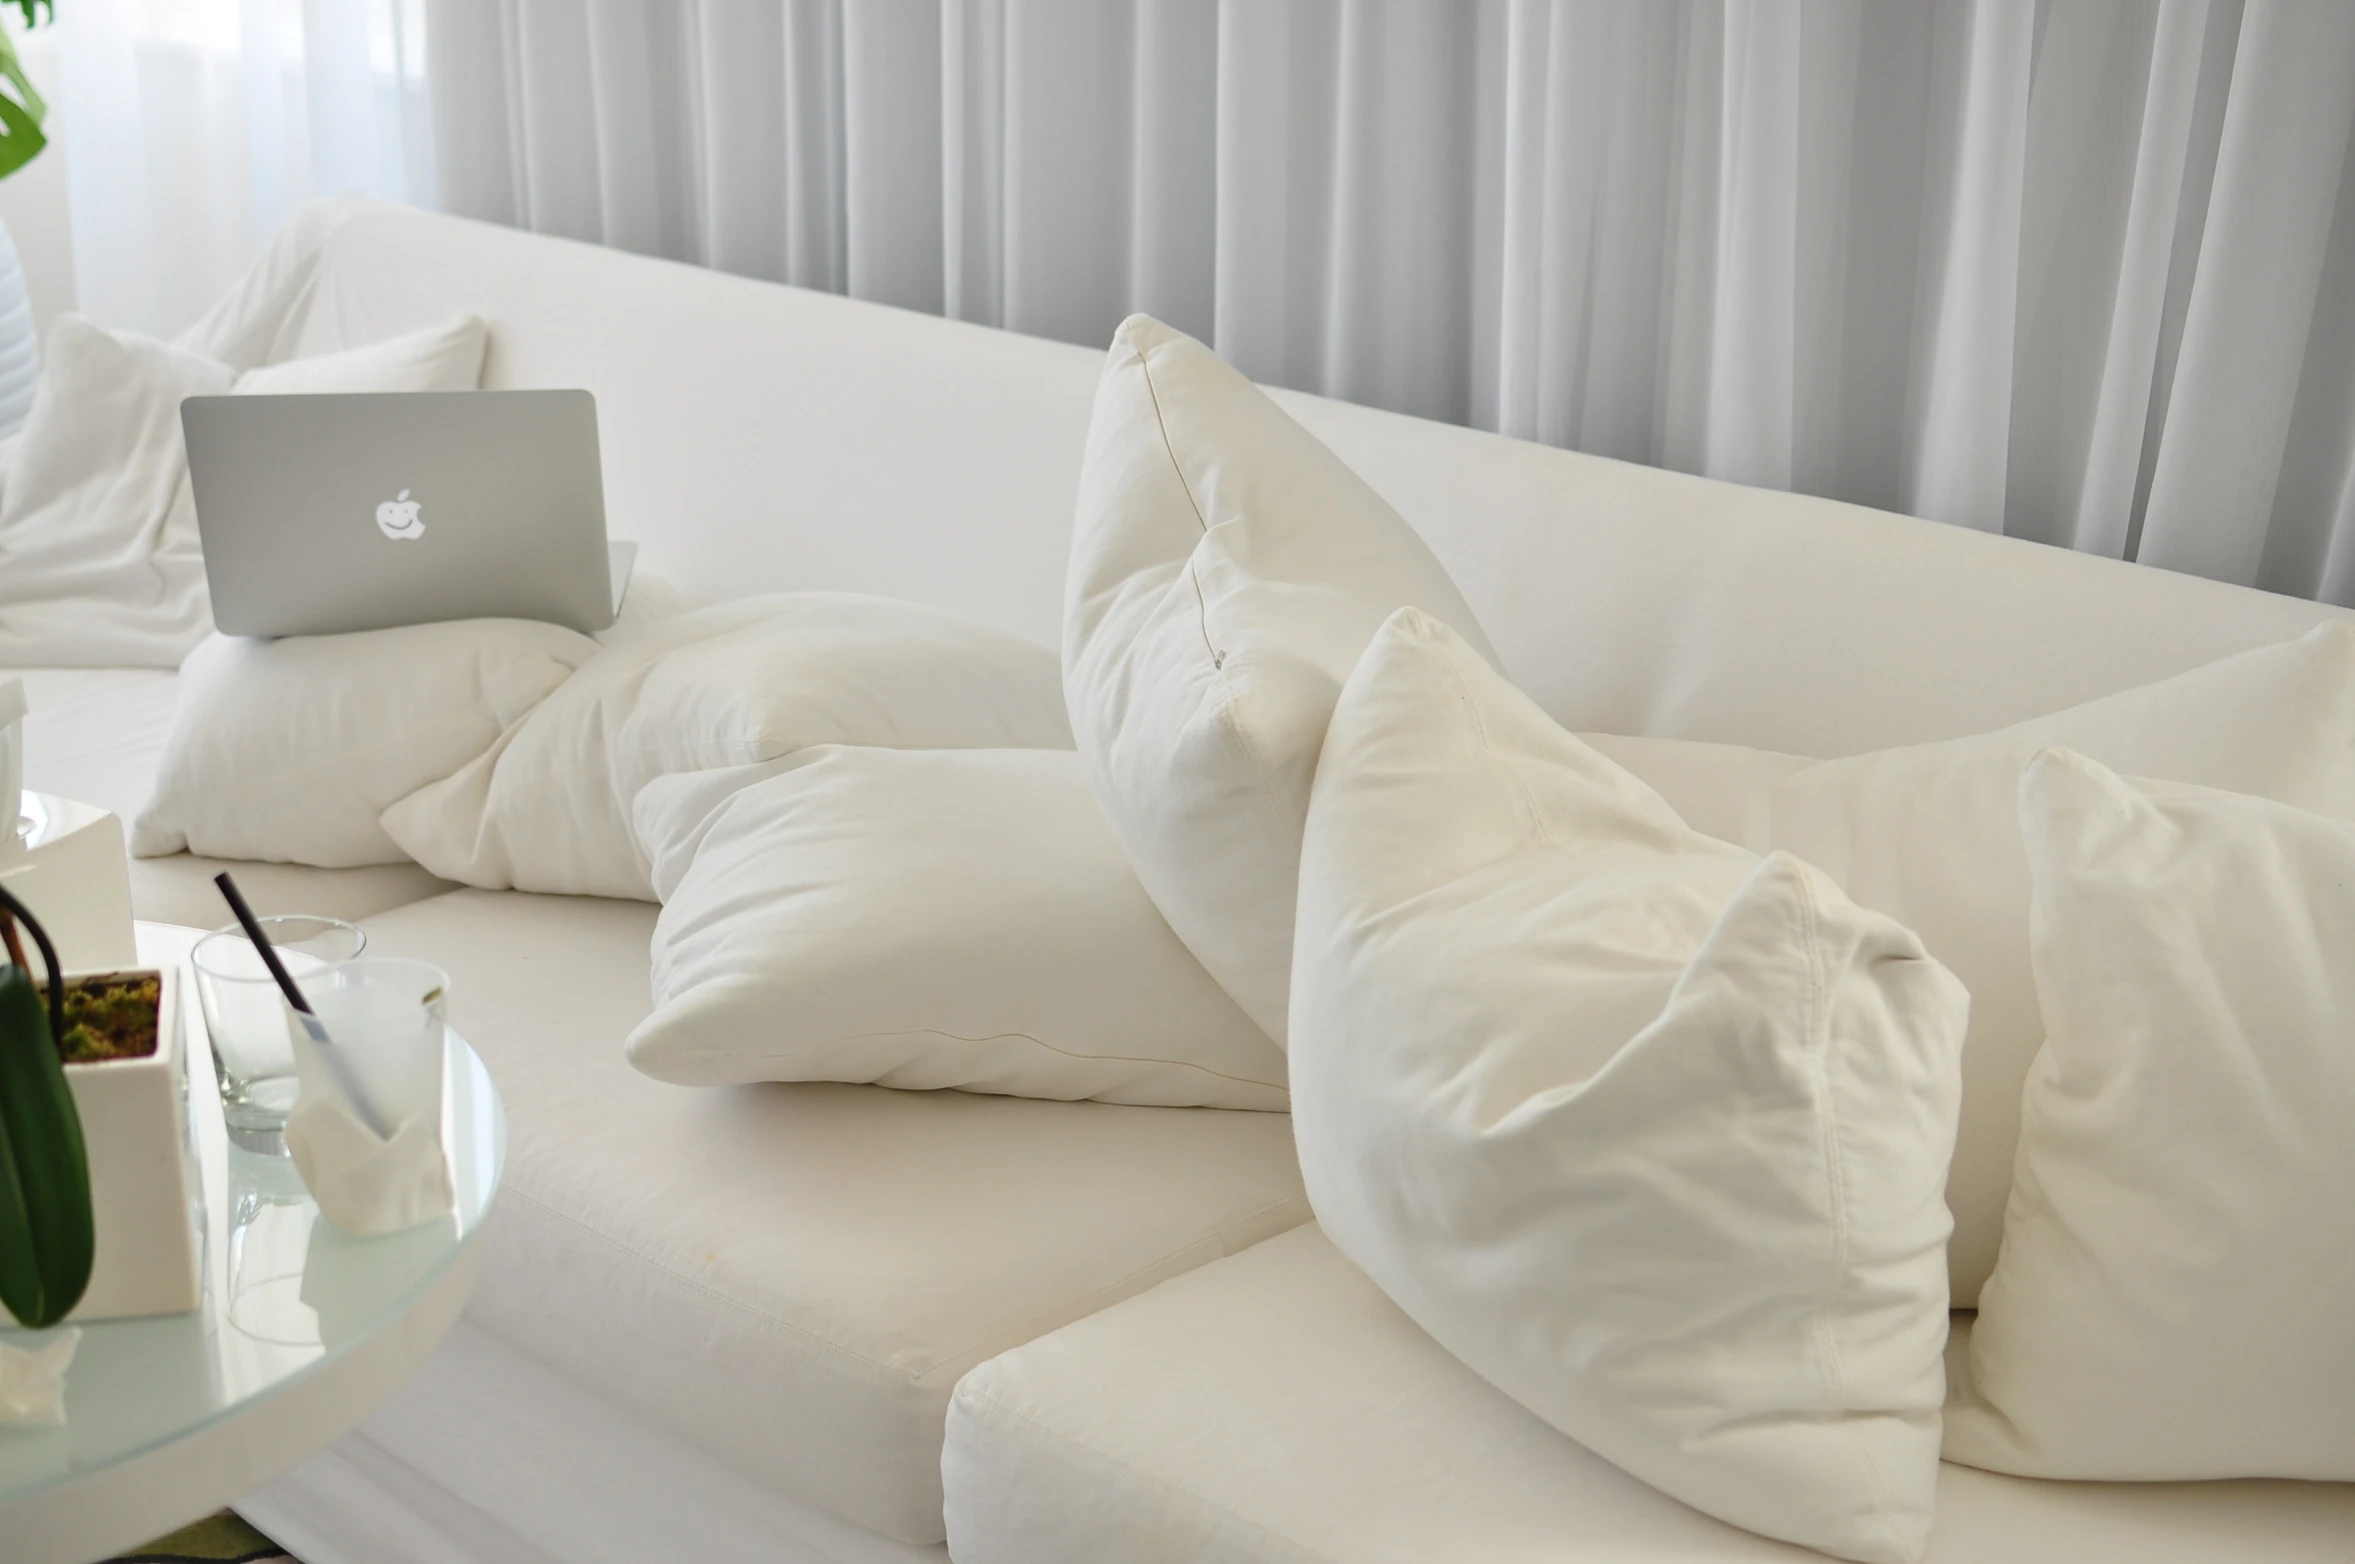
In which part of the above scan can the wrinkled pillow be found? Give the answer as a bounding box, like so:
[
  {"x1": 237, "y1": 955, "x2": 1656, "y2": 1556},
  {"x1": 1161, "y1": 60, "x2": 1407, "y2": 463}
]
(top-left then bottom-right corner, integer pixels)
[
  {"x1": 1064, "y1": 315, "x2": 1496, "y2": 1045},
  {"x1": 0, "y1": 314, "x2": 488, "y2": 668},
  {"x1": 629, "y1": 746, "x2": 1287, "y2": 1108},
  {"x1": 1293, "y1": 609, "x2": 1965, "y2": 1564},
  {"x1": 1945, "y1": 751, "x2": 2355, "y2": 1482},
  {"x1": 383, "y1": 593, "x2": 1074, "y2": 899},
  {"x1": 1593, "y1": 620, "x2": 2355, "y2": 1305},
  {"x1": 132, "y1": 618, "x2": 599, "y2": 869}
]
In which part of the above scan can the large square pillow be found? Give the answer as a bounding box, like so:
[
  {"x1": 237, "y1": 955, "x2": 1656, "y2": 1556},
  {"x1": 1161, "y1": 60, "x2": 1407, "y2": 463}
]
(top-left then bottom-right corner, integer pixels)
[
  {"x1": 1593, "y1": 620, "x2": 2355, "y2": 1304},
  {"x1": 0, "y1": 314, "x2": 488, "y2": 668},
  {"x1": 628, "y1": 746, "x2": 1287, "y2": 1108},
  {"x1": 132, "y1": 619, "x2": 600, "y2": 869},
  {"x1": 1943, "y1": 750, "x2": 2355, "y2": 1481},
  {"x1": 382, "y1": 594, "x2": 1074, "y2": 899},
  {"x1": 1292, "y1": 608, "x2": 1967, "y2": 1564},
  {"x1": 1063, "y1": 315, "x2": 1498, "y2": 1046}
]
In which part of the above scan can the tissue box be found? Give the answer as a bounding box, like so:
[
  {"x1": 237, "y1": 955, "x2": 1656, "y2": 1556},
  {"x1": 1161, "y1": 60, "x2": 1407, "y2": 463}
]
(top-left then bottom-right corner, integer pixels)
[
  {"x1": 3, "y1": 793, "x2": 138, "y2": 972},
  {"x1": 63, "y1": 966, "x2": 203, "y2": 1321}
]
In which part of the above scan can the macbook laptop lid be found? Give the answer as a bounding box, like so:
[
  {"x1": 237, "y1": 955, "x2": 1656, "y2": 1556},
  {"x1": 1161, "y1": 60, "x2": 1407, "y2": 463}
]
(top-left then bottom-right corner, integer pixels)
[{"x1": 183, "y1": 388, "x2": 633, "y2": 638}]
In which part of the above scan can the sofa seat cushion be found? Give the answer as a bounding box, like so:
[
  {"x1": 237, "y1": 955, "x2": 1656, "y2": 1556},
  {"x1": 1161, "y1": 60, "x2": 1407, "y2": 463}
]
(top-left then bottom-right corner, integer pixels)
[
  {"x1": 348, "y1": 887, "x2": 1312, "y2": 1546},
  {"x1": 9, "y1": 667, "x2": 456, "y2": 926},
  {"x1": 943, "y1": 1225, "x2": 2355, "y2": 1564}
]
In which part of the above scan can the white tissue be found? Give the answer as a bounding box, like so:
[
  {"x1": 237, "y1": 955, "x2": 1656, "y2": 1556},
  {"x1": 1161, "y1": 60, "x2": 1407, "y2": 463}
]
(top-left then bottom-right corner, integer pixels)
[
  {"x1": 286, "y1": 1093, "x2": 455, "y2": 1238},
  {"x1": 0, "y1": 1328, "x2": 79, "y2": 1424}
]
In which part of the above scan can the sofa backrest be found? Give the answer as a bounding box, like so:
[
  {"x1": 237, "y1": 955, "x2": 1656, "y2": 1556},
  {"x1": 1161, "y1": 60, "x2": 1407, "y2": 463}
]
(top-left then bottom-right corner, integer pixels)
[{"x1": 280, "y1": 202, "x2": 2344, "y2": 759}]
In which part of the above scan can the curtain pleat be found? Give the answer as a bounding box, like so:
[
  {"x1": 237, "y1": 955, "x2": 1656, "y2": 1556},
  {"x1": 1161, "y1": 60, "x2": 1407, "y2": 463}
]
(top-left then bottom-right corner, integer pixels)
[{"x1": 73, "y1": 0, "x2": 2355, "y2": 606}]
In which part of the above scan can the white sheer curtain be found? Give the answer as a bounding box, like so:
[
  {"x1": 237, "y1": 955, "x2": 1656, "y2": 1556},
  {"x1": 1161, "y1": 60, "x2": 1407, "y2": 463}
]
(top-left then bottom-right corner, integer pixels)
[
  {"x1": 57, "y1": 0, "x2": 433, "y2": 340},
  {"x1": 59, "y1": 0, "x2": 2355, "y2": 605}
]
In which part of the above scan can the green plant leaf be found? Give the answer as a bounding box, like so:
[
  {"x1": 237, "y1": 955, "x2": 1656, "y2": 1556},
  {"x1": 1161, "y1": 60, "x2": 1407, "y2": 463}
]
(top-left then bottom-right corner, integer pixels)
[
  {"x1": 0, "y1": 22, "x2": 44, "y2": 183},
  {"x1": 0, "y1": 91, "x2": 44, "y2": 183},
  {"x1": 0, "y1": 961, "x2": 93, "y2": 1329}
]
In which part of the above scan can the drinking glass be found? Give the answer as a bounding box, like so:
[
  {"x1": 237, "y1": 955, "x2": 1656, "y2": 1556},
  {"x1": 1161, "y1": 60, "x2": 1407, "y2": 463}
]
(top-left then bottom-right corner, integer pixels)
[
  {"x1": 300, "y1": 958, "x2": 449, "y2": 1135},
  {"x1": 192, "y1": 916, "x2": 365, "y2": 1151}
]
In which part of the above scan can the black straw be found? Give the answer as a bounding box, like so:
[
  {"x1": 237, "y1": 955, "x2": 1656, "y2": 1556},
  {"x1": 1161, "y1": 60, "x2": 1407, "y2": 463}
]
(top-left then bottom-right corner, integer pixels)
[{"x1": 213, "y1": 871, "x2": 318, "y2": 1018}]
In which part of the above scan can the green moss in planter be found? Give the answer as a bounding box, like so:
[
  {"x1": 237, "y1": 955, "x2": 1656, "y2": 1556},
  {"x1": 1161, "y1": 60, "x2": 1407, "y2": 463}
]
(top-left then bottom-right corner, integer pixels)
[{"x1": 58, "y1": 973, "x2": 161, "y2": 1065}]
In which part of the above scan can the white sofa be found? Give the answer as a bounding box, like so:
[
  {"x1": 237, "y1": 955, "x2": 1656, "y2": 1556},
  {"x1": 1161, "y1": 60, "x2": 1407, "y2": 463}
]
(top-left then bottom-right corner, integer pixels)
[{"x1": 16, "y1": 201, "x2": 2355, "y2": 1564}]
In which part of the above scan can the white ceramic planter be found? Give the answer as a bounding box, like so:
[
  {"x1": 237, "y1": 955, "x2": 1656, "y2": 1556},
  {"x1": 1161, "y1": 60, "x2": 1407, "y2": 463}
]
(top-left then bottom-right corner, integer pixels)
[
  {"x1": 61, "y1": 966, "x2": 203, "y2": 1322},
  {"x1": 0, "y1": 793, "x2": 138, "y2": 972}
]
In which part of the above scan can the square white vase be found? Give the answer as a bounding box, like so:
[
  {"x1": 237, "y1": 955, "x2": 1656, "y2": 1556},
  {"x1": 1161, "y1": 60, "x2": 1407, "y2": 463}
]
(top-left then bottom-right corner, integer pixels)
[
  {"x1": 62, "y1": 965, "x2": 203, "y2": 1322},
  {"x1": 4, "y1": 792, "x2": 138, "y2": 972}
]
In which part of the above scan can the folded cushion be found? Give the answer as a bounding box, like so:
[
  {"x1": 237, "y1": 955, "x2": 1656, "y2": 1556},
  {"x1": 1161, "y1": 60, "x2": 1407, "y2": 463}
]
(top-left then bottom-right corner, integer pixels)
[
  {"x1": 1599, "y1": 620, "x2": 2355, "y2": 1305},
  {"x1": 628, "y1": 746, "x2": 1287, "y2": 1109},
  {"x1": 132, "y1": 619, "x2": 600, "y2": 868},
  {"x1": 1062, "y1": 315, "x2": 1497, "y2": 1045},
  {"x1": 382, "y1": 594, "x2": 1074, "y2": 899},
  {"x1": 1944, "y1": 751, "x2": 2355, "y2": 1482},
  {"x1": 1292, "y1": 609, "x2": 1967, "y2": 1564},
  {"x1": 0, "y1": 315, "x2": 487, "y2": 668}
]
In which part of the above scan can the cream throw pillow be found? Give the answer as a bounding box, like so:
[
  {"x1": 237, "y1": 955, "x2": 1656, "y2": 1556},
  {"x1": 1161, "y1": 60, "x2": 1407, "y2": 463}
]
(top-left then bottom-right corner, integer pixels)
[
  {"x1": 1293, "y1": 609, "x2": 1966, "y2": 1564},
  {"x1": 1943, "y1": 750, "x2": 2355, "y2": 1481},
  {"x1": 132, "y1": 620, "x2": 599, "y2": 869},
  {"x1": 1596, "y1": 621, "x2": 2355, "y2": 1305},
  {"x1": 628, "y1": 746, "x2": 1287, "y2": 1108},
  {"x1": 382, "y1": 594, "x2": 1074, "y2": 900},
  {"x1": 0, "y1": 319, "x2": 230, "y2": 667},
  {"x1": 1063, "y1": 315, "x2": 1498, "y2": 1046},
  {"x1": 0, "y1": 315, "x2": 488, "y2": 668}
]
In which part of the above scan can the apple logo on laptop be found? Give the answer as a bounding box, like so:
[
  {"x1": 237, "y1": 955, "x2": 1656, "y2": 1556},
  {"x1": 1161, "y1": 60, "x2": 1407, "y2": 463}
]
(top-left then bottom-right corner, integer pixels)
[{"x1": 375, "y1": 489, "x2": 425, "y2": 541}]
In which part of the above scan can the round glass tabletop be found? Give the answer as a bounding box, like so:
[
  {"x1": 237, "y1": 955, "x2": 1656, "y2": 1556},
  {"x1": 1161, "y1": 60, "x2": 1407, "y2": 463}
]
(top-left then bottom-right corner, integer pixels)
[{"x1": 0, "y1": 922, "x2": 504, "y2": 1556}]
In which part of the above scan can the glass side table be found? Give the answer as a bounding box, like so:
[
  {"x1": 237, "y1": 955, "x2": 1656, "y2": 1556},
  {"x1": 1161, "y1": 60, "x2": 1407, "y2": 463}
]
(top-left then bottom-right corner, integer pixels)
[{"x1": 0, "y1": 921, "x2": 505, "y2": 1564}]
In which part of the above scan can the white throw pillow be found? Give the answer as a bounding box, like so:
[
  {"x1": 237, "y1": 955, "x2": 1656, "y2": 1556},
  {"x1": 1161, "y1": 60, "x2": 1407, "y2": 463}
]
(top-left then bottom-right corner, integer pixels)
[
  {"x1": 0, "y1": 319, "x2": 231, "y2": 668},
  {"x1": 1943, "y1": 750, "x2": 2355, "y2": 1482},
  {"x1": 629, "y1": 746, "x2": 1287, "y2": 1108},
  {"x1": 1593, "y1": 620, "x2": 2355, "y2": 1305},
  {"x1": 382, "y1": 593, "x2": 1074, "y2": 900},
  {"x1": 132, "y1": 619, "x2": 599, "y2": 869},
  {"x1": 1063, "y1": 315, "x2": 1498, "y2": 1046},
  {"x1": 1293, "y1": 609, "x2": 1966, "y2": 1564},
  {"x1": 0, "y1": 314, "x2": 488, "y2": 668},
  {"x1": 233, "y1": 316, "x2": 488, "y2": 395}
]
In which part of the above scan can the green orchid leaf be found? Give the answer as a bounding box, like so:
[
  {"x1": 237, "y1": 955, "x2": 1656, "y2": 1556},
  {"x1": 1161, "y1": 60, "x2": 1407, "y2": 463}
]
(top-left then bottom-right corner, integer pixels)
[
  {"x1": 0, "y1": 951, "x2": 94, "y2": 1330},
  {"x1": 0, "y1": 83, "x2": 42, "y2": 183}
]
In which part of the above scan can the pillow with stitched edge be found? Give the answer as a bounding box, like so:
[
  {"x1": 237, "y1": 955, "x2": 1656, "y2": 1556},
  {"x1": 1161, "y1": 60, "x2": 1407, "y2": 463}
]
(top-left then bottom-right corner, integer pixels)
[
  {"x1": 1293, "y1": 607, "x2": 1966, "y2": 1564},
  {"x1": 1063, "y1": 314, "x2": 1498, "y2": 1047},
  {"x1": 628, "y1": 745, "x2": 1288, "y2": 1109}
]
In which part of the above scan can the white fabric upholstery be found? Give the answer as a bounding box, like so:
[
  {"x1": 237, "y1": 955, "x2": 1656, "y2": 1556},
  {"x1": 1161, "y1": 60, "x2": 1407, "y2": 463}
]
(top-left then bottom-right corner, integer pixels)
[
  {"x1": 244, "y1": 1321, "x2": 946, "y2": 1564},
  {"x1": 268, "y1": 203, "x2": 2349, "y2": 765},
  {"x1": 8, "y1": 667, "x2": 455, "y2": 927},
  {"x1": 943, "y1": 1224, "x2": 2355, "y2": 1564},
  {"x1": 348, "y1": 888, "x2": 1311, "y2": 1546},
  {"x1": 23, "y1": 203, "x2": 2352, "y2": 1557}
]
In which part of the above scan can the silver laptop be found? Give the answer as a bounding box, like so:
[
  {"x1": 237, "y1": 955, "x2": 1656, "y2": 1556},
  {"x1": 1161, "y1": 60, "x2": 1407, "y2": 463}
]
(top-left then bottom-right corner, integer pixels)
[{"x1": 183, "y1": 389, "x2": 635, "y2": 638}]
